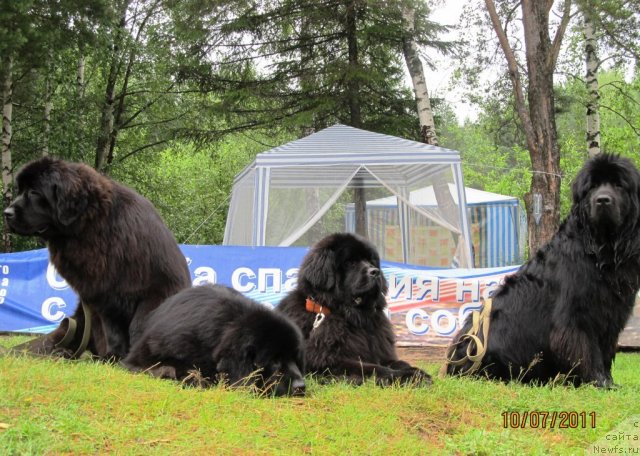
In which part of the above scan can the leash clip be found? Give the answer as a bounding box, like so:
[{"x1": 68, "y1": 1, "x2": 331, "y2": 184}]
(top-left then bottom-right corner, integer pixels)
[{"x1": 312, "y1": 309, "x2": 326, "y2": 330}]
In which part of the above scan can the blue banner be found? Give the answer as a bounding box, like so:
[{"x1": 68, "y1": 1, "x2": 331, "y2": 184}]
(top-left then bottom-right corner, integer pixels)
[{"x1": 0, "y1": 245, "x2": 519, "y2": 345}]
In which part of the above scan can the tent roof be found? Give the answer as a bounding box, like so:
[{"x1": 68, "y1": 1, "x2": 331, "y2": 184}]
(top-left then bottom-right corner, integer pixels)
[
  {"x1": 364, "y1": 184, "x2": 518, "y2": 208},
  {"x1": 235, "y1": 124, "x2": 462, "y2": 184}
]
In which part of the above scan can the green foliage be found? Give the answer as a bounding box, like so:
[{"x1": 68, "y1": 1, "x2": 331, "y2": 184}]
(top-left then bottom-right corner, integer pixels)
[
  {"x1": 111, "y1": 133, "x2": 282, "y2": 245},
  {"x1": 172, "y1": 0, "x2": 454, "y2": 140},
  {"x1": 1, "y1": 0, "x2": 460, "y2": 252},
  {"x1": 442, "y1": 66, "x2": 640, "y2": 222},
  {"x1": 577, "y1": 0, "x2": 640, "y2": 68},
  {"x1": 440, "y1": 109, "x2": 532, "y2": 213},
  {"x1": 3, "y1": 0, "x2": 640, "y2": 254},
  {"x1": 556, "y1": 68, "x2": 640, "y2": 175}
]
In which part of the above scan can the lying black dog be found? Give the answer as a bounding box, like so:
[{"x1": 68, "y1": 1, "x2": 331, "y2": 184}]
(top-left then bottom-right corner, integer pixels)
[
  {"x1": 444, "y1": 154, "x2": 640, "y2": 387},
  {"x1": 277, "y1": 233, "x2": 431, "y2": 386},
  {"x1": 122, "y1": 285, "x2": 306, "y2": 397}
]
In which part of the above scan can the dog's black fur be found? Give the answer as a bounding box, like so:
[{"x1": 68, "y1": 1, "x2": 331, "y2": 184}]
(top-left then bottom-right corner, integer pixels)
[
  {"x1": 277, "y1": 233, "x2": 431, "y2": 386},
  {"x1": 4, "y1": 157, "x2": 191, "y2": 359},
  {"x1": 446, "y1": 154, "x2": 640, "y2": 387},
  {"x1": 123, "y1": 285, "x2": 306, "y2": 397}
]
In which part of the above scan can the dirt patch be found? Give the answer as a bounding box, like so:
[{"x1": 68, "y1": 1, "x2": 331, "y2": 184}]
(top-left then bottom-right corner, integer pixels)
[{"x1": 397, "y1": 346, "x2": 447, "y2": 364}]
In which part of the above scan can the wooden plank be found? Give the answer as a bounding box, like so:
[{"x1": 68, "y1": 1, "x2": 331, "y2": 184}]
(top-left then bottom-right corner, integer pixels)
[{"x1": 618, "y1": 300, "x2": 640, "y2": 349}]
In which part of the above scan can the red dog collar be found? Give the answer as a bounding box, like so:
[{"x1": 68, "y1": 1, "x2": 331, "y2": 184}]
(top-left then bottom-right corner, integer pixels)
[{"x1": 305, "y1": 297, "x2": 331, "y2": 316}]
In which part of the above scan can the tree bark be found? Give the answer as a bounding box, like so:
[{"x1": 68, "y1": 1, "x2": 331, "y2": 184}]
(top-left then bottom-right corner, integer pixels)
[
  {"x1": 584, "y1": 7, "x2": 601, "y2": 157},
  {"x1": 42, "y1": 70, "x2": 52, "y2": 157},
  {"x1": 298, "y1": 15, "x2": 324, "y2": 243},
  {"x1": 346, "y1": 0, "x2": 367, "y2": 238},
  {"x1": 107, "y1": 0, "x2": 159, "y2": 167},
  {"x1": 485, "y1": 0, "x2": 569, "y2": 254},
  {"x1": 346, "y1": 1, "x2": 362, "y2": 130},
  {"x1": 95, "y1": 1, "x2": 129, "y2": 171},
  {"x1": 401, "y1": 3, "x2": 438, "y2": 146},
  {"x1": 95, "y1": 60, "x2": 118, "y2": 171},
  {"x1": 402, "y1": 2, "x2": 465, "y2": 263},
  {"x1": 77, "y1": 53, "x2": 86, "y2": 99},
  {"x1": 2, "y1": 55, "x2": 13, "y2": 252}
]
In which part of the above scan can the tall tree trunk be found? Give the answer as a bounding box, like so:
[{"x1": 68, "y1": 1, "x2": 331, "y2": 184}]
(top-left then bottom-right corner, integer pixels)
[
  {"x1": 298, "y1": 15, "x2": 323, "y2": 243},
  {"x1": 107, "y1": 1, "x2": 159, "y2": 167},
  {"x1": 95, "y1": 59, "x2": 118, "y2": 171},
  {"x1": 346, "y1": 0, "x2": 367, "y2": 238},
  {"x1": 485, "y1": 0, "x2": 570, "y2": 254},
  {"x1": 584, "y1": 7, "x2": 601, "y2": 157},
  {"x1": 402, "y1": 2, "x2": 465, "y2": 262},
  {"x1": 95, "y1": 1, "x2": 129, "y2": 171},
  {"x1": 401, "y1": 4, "x2": 438, "y2": 146},
  {"x1": 42, "y1": 69, "x2": 53, "y2": 157},
  {"x1": 77, "y1": 53, "x2": 86, "y2": 99},
  {"x1": 2, "y1": 56, "x2": 13, "y2": 252},
  {"x1": 346, "y1": 1, "x2": 362, "y2": 130}
]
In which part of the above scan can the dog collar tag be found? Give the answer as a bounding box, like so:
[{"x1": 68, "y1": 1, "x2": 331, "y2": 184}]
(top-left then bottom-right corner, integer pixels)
[{"x1": 312, "y1": 311, "x2": 326, "y2": 330}]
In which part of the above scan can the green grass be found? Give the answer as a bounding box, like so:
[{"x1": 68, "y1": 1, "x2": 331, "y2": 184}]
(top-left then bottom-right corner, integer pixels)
[{"x1": 1, "y1": 335, "x2": 639, "y2": 455}]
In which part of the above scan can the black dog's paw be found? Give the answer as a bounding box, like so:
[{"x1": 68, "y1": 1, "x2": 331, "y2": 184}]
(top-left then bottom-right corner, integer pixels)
[
  {"x1": 372, "y1": 366, "x2": 400, "y2": 387},
  {"x1": 593, "y1": 372, "x2": 618, "y2": 389},
  {"x1": 373, "y1": 366, "x2": 432, "y2": 387},
  {"x1": 398, "y1": 366, "x2": 432, "y2": 387}
]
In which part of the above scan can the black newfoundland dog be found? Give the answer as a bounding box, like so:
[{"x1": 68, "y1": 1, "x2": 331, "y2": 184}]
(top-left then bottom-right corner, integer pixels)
[
  {"x1": 4, "y1": 157, "x2": 191, "y2": 360},
  {"x1": 445, "y1": 154, "x2": 640, "y2": 387},
  {"x1": 277, "y1": 232, "x2": 431, "y2": 386},
  {"x1": 122, "y1": 285, "x2": 306, "y2": 397}
]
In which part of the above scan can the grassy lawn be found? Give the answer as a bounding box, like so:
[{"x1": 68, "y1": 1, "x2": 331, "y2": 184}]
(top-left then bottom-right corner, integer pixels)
[{"x1": 1, "y1": 335, "x2": 639, "y2": 455}]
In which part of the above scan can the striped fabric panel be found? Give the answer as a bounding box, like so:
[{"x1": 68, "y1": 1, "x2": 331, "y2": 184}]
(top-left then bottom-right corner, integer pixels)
[{"x1": 347, "y1": 203, "x2": 522, "y2": 268}]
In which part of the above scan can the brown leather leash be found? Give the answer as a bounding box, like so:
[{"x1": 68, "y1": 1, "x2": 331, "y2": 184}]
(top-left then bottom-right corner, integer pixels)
[{"x1": 55, "y1": 301, "x2": 92, "y2": 358}]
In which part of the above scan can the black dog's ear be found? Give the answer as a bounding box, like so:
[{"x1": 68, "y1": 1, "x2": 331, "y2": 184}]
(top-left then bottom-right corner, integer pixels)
[
  {"x1": 54, "y1": 184, "x2": 89, "y2": 226},
  {"x1": 571, "y1": 167, "x2": 590, "y2": 205},
  {"x1": 53, "y1": 180, "x2": 89, "y2": 227},
  {"x1": 215, "y1": 339, "x2": 258, "y2": 386},
  {"x1": 300, "y1": 248, "x2": 336, "y2": 290}
]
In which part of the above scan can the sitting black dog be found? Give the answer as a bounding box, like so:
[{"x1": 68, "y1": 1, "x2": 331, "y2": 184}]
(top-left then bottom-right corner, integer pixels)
[
  {"x1": 277, "y1": 232, "x2": 431, "y2": 386},
  {"x1": 444, "y1": 154, "x2": 640, "y2": 387},
  {"x1": 122, "y1": 285, "x2": 306, "y2": 397}
]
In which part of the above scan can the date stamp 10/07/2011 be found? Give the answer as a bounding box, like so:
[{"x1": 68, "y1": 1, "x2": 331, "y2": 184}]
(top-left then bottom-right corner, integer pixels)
[{"x1": 501, "y1": 411, "x2": 597, "y2": 429}]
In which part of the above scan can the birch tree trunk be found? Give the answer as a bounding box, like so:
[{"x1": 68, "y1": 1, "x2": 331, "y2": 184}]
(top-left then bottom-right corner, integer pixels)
[
  {"x1": 584, "y1": 8, "x2": 601, "y2": 157},
  {"x1": 2, "y1": 55, "x2": 13, "y2": 252},
  {"x1": 77, "y1": 53, "x2": 86, "y2": 99},
  {"x1": 401, "y1": 2, "x2": 465, "y2": 263},
  {"x1": 95, "y1": 59, "x2": 117, "y2": 171},
  {"x1": 401, "y1": 3, "x2": 438, "y2": 146}
]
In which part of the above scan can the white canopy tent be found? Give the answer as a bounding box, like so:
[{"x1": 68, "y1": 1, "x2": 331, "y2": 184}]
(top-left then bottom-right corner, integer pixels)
[{"x1": 223, "y1": 124, "x2": 474, "y2": 267}]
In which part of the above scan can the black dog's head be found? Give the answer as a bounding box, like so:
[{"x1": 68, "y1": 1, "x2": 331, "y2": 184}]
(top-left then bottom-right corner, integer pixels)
[
  {"x1": 215, "y1": 312, "x2": 306, "y2": 397},
  {"x1": 571, "y1": 154, "x2": 640, "y2": 234},
  {"x1": 298, "y1": 232, "x2": 388, "y2": 311},
  {"x1": 4, "y1": 157, "x2": 111, "y2": 238}
]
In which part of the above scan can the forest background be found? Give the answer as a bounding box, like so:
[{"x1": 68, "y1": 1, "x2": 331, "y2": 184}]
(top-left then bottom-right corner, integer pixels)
[{"x1": 1, "y1": 0, "x2": 639, "y2": 255}]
